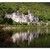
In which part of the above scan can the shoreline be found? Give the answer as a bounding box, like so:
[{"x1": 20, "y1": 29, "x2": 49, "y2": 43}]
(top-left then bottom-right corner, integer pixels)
[{"x1": 0, "y1": 25, "x2": 50, "y2": 30}]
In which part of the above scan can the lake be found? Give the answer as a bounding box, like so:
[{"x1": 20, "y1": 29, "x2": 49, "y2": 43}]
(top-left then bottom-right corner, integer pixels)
[{"x1": 0, "y1": 27, "x2": 50, "y2": 48}]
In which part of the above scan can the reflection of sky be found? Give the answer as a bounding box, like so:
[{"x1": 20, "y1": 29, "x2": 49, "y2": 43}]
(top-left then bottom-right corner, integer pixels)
[{"x1": 11, "y1": 28, "x2": 49, "y2": 44}]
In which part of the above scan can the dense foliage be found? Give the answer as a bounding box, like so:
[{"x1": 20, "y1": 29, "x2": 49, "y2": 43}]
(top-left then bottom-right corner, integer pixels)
[{"x1": 0, "y1": 2, "x2": 50, "y2": 24}]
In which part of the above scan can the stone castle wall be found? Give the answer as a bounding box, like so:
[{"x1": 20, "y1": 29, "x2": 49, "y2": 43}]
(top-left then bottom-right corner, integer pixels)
[{"x1": 5, "y1": 10, "x2": 39, "y2": 24}]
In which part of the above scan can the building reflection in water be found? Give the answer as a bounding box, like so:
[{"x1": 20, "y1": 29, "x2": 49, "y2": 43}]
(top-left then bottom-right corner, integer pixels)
[
  {"x1": 11, "y1": 28, "x2": 49, "y2": 44},
  {"x1": 0, "y1": 28, "x2": 49, "y2": 47}
]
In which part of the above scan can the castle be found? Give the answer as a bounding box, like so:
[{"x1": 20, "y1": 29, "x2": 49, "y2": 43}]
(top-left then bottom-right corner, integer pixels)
[{"x1": 5, "y1": 10, "x2": 39, "y2": 24}]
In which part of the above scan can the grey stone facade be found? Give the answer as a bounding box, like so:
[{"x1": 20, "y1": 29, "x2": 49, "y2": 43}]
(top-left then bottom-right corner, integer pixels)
[{"x1": 5, "y1": 10, "x2": 39, "y2": 24}]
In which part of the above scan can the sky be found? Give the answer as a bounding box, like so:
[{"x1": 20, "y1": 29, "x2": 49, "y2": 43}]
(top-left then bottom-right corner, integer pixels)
[{"x1": 0, "y1": 0, "x2": 50, "y2": 2}]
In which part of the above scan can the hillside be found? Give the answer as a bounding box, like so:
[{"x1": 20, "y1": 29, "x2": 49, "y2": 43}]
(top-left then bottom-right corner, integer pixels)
[{"x1": 0, "y1": 2, "x2": 50, "y2": 24}]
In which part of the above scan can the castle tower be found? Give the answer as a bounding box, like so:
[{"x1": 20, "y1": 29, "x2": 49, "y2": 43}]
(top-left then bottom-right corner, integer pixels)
[
  {"x1": 28, "y1": 10, "x2": 30, "y2": 15},
  {"x1": 12, "y1": 12, "x2": 16, "y2": 18},
  {"x1": 28, "y1": 10, "x2": 32, "y2": 22},
  {"x1": 17, "y1": 10, "x2": 20, "y2": 16}
]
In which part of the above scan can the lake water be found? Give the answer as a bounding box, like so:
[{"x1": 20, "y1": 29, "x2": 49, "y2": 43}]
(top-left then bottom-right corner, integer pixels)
[{"x1": 0, "y1": 27, "x2": 50, "y2": 48}]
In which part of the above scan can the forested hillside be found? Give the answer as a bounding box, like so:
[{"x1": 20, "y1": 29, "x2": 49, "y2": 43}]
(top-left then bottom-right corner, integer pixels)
[{"x1": 0, "y1": 2, "x2": 50, "y2": 24}]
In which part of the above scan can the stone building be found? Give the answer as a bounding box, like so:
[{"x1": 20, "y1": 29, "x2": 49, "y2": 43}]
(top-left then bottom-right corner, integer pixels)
[{"x1": 5, "y1": 10, "x2": 39, "y2": 24}]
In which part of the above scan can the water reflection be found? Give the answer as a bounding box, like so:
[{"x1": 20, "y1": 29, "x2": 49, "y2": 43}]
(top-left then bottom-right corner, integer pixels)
[
  {"x1": 0, "y1": 28, "x2": 50, "y2": 47},
  {"x1": 11, "y1": 28, "x2": 49, "y2": 45}
]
